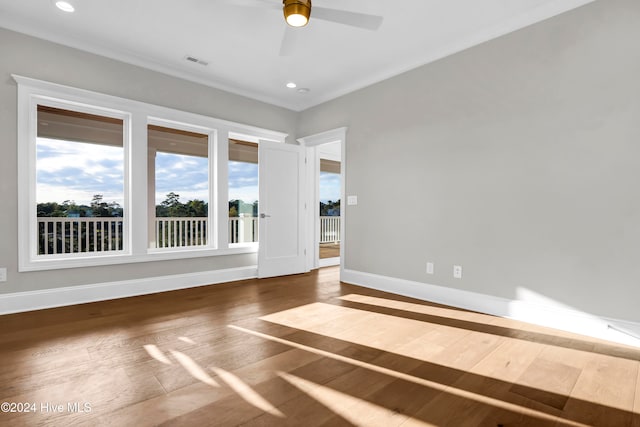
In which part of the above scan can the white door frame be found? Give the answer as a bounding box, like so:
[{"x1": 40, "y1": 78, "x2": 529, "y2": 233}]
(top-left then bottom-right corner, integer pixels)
[{"x1": 298, "y1": 127, "x2": 347, "y2": 273}]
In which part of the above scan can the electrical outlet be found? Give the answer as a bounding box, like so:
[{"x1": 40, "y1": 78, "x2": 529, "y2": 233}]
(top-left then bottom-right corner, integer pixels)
[
  {"x1": 426, "y1": 262, "x2": 434, "y2": 275},
  {"x1": 453, "y1": 265, "x2": 462, "y2": 279},
  {"x1": 0, "y1": 268, "x2": 7, "y2": 282}
]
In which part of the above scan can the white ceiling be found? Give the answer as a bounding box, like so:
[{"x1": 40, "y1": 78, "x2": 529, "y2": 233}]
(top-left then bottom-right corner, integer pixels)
[{"x1": 0, "y1": 0, "x2": 594, "y2": 111}]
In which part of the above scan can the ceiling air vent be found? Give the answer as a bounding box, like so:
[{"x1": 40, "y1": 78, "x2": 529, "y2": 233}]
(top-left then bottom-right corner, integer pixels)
[{"x1": 184, "y1": 56, "x2": 209, "y2": 66}]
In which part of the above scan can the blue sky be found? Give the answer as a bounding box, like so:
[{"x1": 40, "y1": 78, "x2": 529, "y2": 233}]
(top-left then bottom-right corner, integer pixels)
[
  {"x1": 36, "y1": 138, "x2": 340, "y2": 206},
  {"x1": 36, "y1": 138, "x2": 124, "y2": 206},
  {"x1": 155, "y1": 152, "x2": 209, "y2": 204},
  {"x1": 228, "y1": 160, "x2": 258, "y2": 203},
  {"x1": 320, "y1": 171, "x2": 341, "y2": 203}
]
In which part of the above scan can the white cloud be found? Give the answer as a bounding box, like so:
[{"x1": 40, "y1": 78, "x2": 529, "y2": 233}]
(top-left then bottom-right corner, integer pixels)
[
  {"x1": 320, "y1": 172, "x2": 341, "y2": 202},
  {"x1": 36, "y1": 138, "x2": 124, "y2": 205},
  {"x1": 228, "y1": 185, "x2": 259, "y2": 204}
]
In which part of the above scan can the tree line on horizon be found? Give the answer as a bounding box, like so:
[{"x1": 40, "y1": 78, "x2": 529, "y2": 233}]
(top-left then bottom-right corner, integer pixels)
[
  {"x1": 320, "y1": 200, "x2": 340, "y2": 216},
  {"x1": 38, "y1": 193, "x2": 340, "y2": 218},
  {"x1": 37, "y1": 192, "x2": 260, "y2": 218},
  {"x1": 37, "y1": 194, "x2": 123, "y2": 218}
]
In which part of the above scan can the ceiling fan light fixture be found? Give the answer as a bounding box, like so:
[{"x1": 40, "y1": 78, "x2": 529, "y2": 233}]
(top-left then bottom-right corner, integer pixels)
[{"x1": 283, "y1": 0, "x2": 311, "y2": 27}]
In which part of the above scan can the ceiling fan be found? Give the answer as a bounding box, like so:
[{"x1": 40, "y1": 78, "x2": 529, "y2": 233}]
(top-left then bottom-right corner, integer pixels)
[{"x1": 227, "y1": 0, "x2": 384, "y2": 56}]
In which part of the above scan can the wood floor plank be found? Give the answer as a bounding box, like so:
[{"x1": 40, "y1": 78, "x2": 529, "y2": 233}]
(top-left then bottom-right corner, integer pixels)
[
  {"x1": 159, "y1": 354, "x2": 369, "y2": 426},
  {"x1": 426, "y1": 329, "x2": 505, "y2": 371},
  {"x1": 561, "y1": 354, "x2": 638, "y2": 426},
  {"x1": 2, "y1": 367, "x2": 165, "y2": 426},
  {"x1": 338, "y1": 293, "x2": 496, "y2": 324},
  {"x1": 0, "y1": 347, "x2": 93, "y2": 398},
  {"x1": 398, "y1": 340, "x2": 564, "y2": 427},
  {"x1": 240, "y1": 353, "x2": 421, "y2": 427},
  {"x1": 97, "y1": 347, "x2": 324, "y2": 426},
  {"x1": 509, "y1": 357, "x2": 582, "y2": 410}
]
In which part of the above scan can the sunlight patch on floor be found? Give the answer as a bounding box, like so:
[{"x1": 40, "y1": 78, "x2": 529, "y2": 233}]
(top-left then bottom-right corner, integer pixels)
[
  {"x1": 278, "y1": 371, "x2": 415, "y2": 427},
  {"x1": 212, "y1": 367, "x2": 285, "y2": 417},
  {"x1": 143, "y1": 344, "x2": 173, "y2": 365},
  {"x1": 170, "y1": 350, "x2": 219, "y2": 387},
  {"x1": 228, "y1": 324, "x2": 575, "y2": 425},
  {"x1": 339, "y1": 294, "x2": 491, "y2": 323},
  {"x1": 259, "y1": 302, "x2": 479, "y2": 363},
  {"x1": 178, "y1": 336, "x2": 197, "y2": 345}
]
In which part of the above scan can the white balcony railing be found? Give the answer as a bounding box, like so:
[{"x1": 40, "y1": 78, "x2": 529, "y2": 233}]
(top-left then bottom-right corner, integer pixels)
[
  {"x1": 37, "y1": 215, "x2": 340, "y2": 254},
  {"x1": 155, "y1": 217, "x2": 208, "y2": 248},
  {"x1": 320, "y1": 216, "x2": 340, "y2": 243},
  {"x1": 228, "y1": 215, "x2": 259, "y2": 245},
  {"x1": 37, "y1": 216, "x2": 262, "y2": 254},
  {"x1": 37, "y1": 217, "x2": 124, "y2": 255}
]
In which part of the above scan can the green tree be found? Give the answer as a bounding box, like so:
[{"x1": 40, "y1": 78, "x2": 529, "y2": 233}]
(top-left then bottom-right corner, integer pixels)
[
  {"x1": 90, "y1": 194, "x2": 122, "y2": 217},
  {"x1": 185, "y1": 199, "x2": 207, "y2": 217},
  {"x1": 62, "y1": 200, "x2": 80, "y2": 217},
  {"x1": 229, "y1": 199, "x2": 239, "y2": 217},
  {"x1": 320, "y1": 199, "x2": 341, "y2": 216},
  {"x1": 157, "y1": 192, "x2": 207, "y2": 217},
  {"x1": 160, "y1": 192, "x2": 185, "y2": 217}
]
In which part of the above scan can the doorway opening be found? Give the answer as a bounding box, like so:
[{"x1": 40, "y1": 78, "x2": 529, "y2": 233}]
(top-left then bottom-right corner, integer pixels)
[
  {"x1": 318, "y1": 151, "x2": 341, "y2": 267},
  {"x1": 299, "y1": 127, "x2": 347, "y2": 273}
]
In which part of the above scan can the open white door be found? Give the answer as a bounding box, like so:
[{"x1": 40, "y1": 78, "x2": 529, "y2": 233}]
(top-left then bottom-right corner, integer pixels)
[{"x1": 258, "y1": 141, "x2": 306, "y2": 278}]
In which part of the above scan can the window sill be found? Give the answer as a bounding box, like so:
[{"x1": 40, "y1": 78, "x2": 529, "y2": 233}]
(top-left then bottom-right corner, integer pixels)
[{"x1": 18, "y1": 246, "x2": 258, "y2": 272}]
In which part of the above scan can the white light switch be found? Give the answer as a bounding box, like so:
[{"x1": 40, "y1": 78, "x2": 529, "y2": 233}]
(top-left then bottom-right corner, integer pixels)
[
  {"x1": 426, "y1": 262, "x2": 434, "y2": 275},
  {"x1": 347, "y1": 195, "x2": 358, "y2": 205},
  {"x1": 0, "y1": 268, "x2": 6, "y2": 282}
]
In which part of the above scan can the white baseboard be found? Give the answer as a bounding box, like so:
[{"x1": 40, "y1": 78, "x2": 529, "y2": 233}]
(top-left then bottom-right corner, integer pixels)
[
  {"x1": 0, "y1": 266, "x2": 258, "y2": 315},
  {"x1": 342, "y1": 269, "x2": 640, "y2": 348},
  {"x1": 319, "y1": 257, "x2": 340, "y2": 268}
]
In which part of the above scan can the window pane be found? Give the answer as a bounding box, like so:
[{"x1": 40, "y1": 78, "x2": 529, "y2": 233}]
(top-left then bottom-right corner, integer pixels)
[
  {"x1": 36, "y1": 105, "x2": 124, "y2": 255},
  {"x1": 228, "y1": 139, "x2": 258, "y2": 245},
  {"x1": 319, "y1": 159, "x2": 340, "y2": 259},
  {"x1": 149, "y1": 125, "x2": 209, "y2": 249}
]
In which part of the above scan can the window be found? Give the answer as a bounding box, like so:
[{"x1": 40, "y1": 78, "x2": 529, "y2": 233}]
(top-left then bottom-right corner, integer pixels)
[
  {"x1": 228, "y1": 139, "x2": 259, "y2": 245},
  {"x1": 15, "y1": 75, "x2": 286, "y2": 271},
  {"x1": 148, "y1": 124, "x2": 209, "y2": 250},
  {"x1": 36, "y1": 104, "x2": 127, "y2": 257}
]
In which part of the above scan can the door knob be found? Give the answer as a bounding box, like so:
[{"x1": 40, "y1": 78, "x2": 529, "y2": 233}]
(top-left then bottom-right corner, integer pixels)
[{"x1": 260, "y1": 213, "x2": 271, "y2": 218}]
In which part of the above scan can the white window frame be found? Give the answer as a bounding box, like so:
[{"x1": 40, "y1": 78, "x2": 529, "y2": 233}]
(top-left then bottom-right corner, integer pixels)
[
  {"x1": 146, "y1": 116, "x2": 216, "y2": 252},
  {"x1": 227, "y1": 131, "x2": 262, "y2": 250},
  {"x1": 14, "y1": 75, "x2": 287, "y2": 272}
]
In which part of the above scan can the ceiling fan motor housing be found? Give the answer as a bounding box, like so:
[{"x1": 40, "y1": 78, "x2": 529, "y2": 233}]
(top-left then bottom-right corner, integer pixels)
[{"x1": 283, "y1": 0, "x2": 312, "y2": 27}]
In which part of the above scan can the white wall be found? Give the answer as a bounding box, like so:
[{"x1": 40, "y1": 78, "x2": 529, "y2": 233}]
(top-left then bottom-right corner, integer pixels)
[{"x1": 298, "y1": 0, "x2": 640, "y2": 324}]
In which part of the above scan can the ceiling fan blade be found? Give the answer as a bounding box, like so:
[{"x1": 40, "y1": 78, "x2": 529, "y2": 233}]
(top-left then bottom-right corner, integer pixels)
[
  {"x1": 312, "y1": 7, "x2": 383, "y2": 31},
  {"x1": 279, "y1": 26, "x2": 302, "y2": 56}
]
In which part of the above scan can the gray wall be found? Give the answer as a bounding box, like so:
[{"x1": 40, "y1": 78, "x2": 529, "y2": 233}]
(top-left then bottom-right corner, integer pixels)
[
  {"x1": 0, "y1": 28, "x2": 298, "y2": 294},
  {"x1": 299, "y1": 0, "x2": 640, "y2": 323}
]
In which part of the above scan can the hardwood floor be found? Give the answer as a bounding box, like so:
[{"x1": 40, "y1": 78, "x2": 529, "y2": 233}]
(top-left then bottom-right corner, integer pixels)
[
  {"x1": 1, "y1": 266, "x2": 639, "y2": 426},
  {"x1": 319, "y1": 243, "x2": 340, "y2": 259}
]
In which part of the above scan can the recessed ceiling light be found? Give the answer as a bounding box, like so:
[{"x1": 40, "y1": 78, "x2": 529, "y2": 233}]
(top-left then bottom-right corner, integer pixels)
[
  {"x1": 55, "y1": 1, "x2": 75, "y2": 12},
  {"x1": 286, "y1": 82, "x2": 297, "y2": 89},
  {"x1": 297, "y1": 88, "x2": 310, "y2": 94}
]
